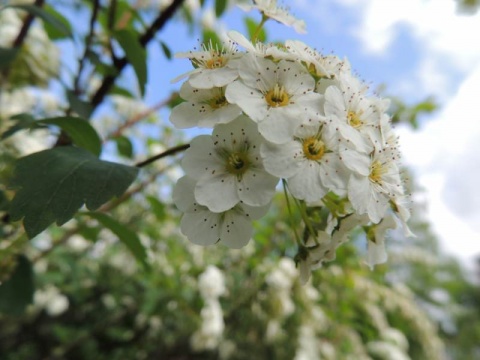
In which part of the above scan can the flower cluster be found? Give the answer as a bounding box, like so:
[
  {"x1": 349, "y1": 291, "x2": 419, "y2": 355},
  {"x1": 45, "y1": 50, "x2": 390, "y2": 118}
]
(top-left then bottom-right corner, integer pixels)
[{"x1": 171, "y1": 10, "x2": 412, "y2": 278}]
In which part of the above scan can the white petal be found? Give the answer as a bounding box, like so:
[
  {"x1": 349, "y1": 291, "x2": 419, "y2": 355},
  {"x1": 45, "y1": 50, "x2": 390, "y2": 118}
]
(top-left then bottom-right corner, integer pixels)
[
  {"x1": 181, "y1": 210, "x2": 220, "y2": 246},
  {"x1": 172, "y1": 176, "x2": 196, "y2": 212},
  {"x1": 348, "y1": 174, "x2": 370, "y2": 215},
  {"x1": 181, "y1": 136, "x2": 223, "y2": 179},
  {"x1": 225, "y1": 81, "x2": 267, "y2": 121},
  {"x1": 195, "y1": 173, "x2": 239, "y2": 212},
  {"x1": 261, "y1": 140, "x2": 303, "y2": 179},
  {"x1": 340, "y1": 149, "x2": 370, "y2": 176},
  {"x1": 365, "y1": 239, "x2": 387, "y2": 270},
  {"x1": 219, "y1": 211, "x2": 254, "y2": 248},
  {"x1": 288, "y1": 161, "x2": 327, "y2": 202},
  {"x1": 237, "y1": 169, "x2": 278, "y2": 207},
  {"x1": 258, "y1": 109, "x2": 300, "y2": 144},
  {"x1": 240, "y1": 202, "x2": 270, "y2": 220}
]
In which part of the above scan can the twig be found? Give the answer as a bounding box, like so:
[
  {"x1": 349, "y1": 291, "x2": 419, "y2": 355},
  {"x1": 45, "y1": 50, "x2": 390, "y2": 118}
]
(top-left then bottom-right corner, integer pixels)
[
  {"x1": 135, "y1": 143, "x2": 190, "y2": 168},
  {"x1": 11, "y1": 0, "x2": 46, "y2": 49},
  {"x1": 73, "y1": 0, "x2": 101, "y2": 95},
  {"x1": 105, "y1": 92, "x2": 178, "y2": 141},
  {"x1": 90, "y1": 0, "x2": 185, "y2": 111}
]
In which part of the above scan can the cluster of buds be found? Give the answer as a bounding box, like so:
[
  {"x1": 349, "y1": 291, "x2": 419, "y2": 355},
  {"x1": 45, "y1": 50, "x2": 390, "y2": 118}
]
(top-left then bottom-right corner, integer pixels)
[{"x1": 171, "y1": 3, "x2": 412, "y2": 281}]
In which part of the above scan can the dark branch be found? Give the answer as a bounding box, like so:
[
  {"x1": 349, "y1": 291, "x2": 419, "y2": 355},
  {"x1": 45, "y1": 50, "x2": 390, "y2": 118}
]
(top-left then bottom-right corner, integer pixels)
[
  {"x1": 135, "y1": 143, "x2": 190, "y2": 168},
  {"x1": 90, "y1": 0, "x2": 185, "y2": 111},
  {"x1": 11, "y1": 0, "x2": 46, "y2": 49}
]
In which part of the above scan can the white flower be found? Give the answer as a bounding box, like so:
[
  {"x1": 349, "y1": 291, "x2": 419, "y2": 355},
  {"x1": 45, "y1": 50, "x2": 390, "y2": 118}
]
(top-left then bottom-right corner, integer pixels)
[
  {"x1": 174, "y1": 40, "x2": 240, "y2": 89},
  {"x1": 173, "y1": 176, "x2": 269, "y2": 248},
  {"x1": 324, "y1": 79, "x2": 384, "y2": 153},
  {"x1": 198, "y1": 265, "x2": 226, "y2": 300},
  {"x1": 190, "y1": 301, "x2": 224, "y2": 351},
  {"x1": 34, "y1": 285, "x2": 69, "y2": 317},
  {"x1": 181, "y1": 115, "x2": 278, "y2": 212},
  {"x1": 170, "y1": 81, "x2": 242, "y2": 128},
  {"x1": 238, "y1": 0, "x2": 306, "y2": 34},
  {"x1": 226, "y1": 56, "x2": 322, "y2": 144},
  {"x1": 365, "y1": 215, "x2": 397, "y2": 270},
  {"x1": 297, "y1": 214, "x2": 369, "y2": 284},
  {"x1": 348, "y1": 149, "x2": 404, "y2": 223},
  {"x1": 261, "y1": 121, "x2": 348, "y2": 201}
]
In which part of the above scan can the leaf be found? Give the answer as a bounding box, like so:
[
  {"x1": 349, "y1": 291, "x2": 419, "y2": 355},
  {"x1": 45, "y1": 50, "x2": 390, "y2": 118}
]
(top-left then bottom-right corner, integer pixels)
[
  {"x1": 8, "y1": 4, "x2": 72, "y2": 38},
  {"x1": 10, "y1": 146, "x2": 139, "y2": 238},
  {"x1": 0, "y1": 189, "x2": 8, "y2": 211},
  {"x1": 114, "y1": 136, "x2": 134, "y2": 158},
  {"x1": 110, "y1": 85, "x2": 134, "y2": 98},
  {"x1": 0, "y1": 255, "x2": 34, "y2": 316},
  {"x1": 245, "y1": 17, "x2": 267, "y2": 43},
  {"x1": 146, "y1": 196, "x2": 166, "y2": 220},
  {"x1": 37, "y1": 117, "x2": 102, "y2": 157},
  {"x1": 113, "y1": 29, "x2": 147, "y2": 97},
  {"x1": 66, "y1": 90, "x2": 94, "y2": 119},
  {"x1": 0, "y1": 113, "x2": 36, "y2": 140},
  {"x1": 86, "y1": 212, "x2": 149, "y2": 270},
  {"x1": 215, "y1": 0, "x2": 227, "y2": 17},
  {"x1": 202, "y1": 29, "x2": 222, "y2": 50},
  {"x1": 42, "y1": 5, "x2": 73, "y2": 40},
  {"x1": 160, "y1": 41, "x2": 172, "y2": 60},
  {"x1": 0, "y1": 47, "x2": 19, "y2": 70}
]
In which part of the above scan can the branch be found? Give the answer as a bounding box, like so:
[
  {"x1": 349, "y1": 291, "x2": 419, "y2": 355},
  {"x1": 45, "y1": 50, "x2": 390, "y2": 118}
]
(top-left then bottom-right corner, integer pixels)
[
  {"x1": 105, "y1": 92, "x2": 178, "y2": 141},
  {"x1": 73, "y1": 0, "x2": 101, "y2": 95},
  {"x1": 11, "y1": 0, "x2": 46, "y2": 49},
  {"x1": 135, "y1": 143, "x2": 190, "y2": 168},
  {"x1": 90, "y1": 0, "x2": 185, "y2": 111}
]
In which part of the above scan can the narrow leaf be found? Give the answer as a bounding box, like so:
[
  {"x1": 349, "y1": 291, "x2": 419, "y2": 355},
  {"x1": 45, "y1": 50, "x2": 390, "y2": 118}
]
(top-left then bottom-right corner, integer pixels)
[
  {"x1": 10, "y1": 146, "x2": 139, "y2": 238},
  {"x1": 114, "y1": 136, "x2": 134, "y2": 158},
  {"x1": 113, "y1": 29, "x2": 147, "y2": 97},
  {"x1": 1, "y1": 113, "x2": 36, "y2": 140},
  {"x1": 37, "y1": 117, "x2": 102, "y2": 157},
  {"x1": 160, "y1": 41, "x2": 172, "y2": 60},
  {"x1": 87, "y1": 212, "x2": 149, "y2": 270},
  {"x1": 42, "y1": 5, "x2": 73, "y2": 40},
  {"x1": 0, "y1": 255, "x2": 34, "y2": 316},
  {"x1": 8, "y1": 4, "x2": 72, "y2": 38},
  {"x1": 66, "y1": 90, "x2": 94, "y2": 119},
  {"x1": 215, "y1": 0, "x2": 227, "y2": 17}
]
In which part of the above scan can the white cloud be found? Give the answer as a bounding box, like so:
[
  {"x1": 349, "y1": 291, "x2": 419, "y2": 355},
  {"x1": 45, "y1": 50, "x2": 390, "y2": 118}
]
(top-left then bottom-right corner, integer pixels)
[{"x1": 396, "y1": 63, "x2": 480, "y2": 263}]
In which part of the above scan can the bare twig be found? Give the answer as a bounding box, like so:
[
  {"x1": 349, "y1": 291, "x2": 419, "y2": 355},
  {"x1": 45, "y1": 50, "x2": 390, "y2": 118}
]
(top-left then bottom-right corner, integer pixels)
[{"x1": 135, "y1": 143, "x2": 190, "y2": 168}]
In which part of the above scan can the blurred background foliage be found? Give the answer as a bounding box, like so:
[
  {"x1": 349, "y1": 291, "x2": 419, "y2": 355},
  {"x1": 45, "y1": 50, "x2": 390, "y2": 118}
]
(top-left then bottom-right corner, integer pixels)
[{"x1": 1, "y1": 0, "x2": 480, "y2": 359}]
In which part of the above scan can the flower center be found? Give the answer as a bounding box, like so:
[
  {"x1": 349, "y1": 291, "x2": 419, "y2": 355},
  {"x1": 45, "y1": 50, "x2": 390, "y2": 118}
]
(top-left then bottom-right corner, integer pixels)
[
  {"x1": 208, "y1": 95, "x2": 228, "y2": 109},
  {"x1": 303, "y1": 137, "x2": 325, "y2": 160},
  {"x1": 265, "y1": 84, "x2": 290, "y2": 107},
  {"x1": 347, "y1": 111, "x2": 363, "y2": 128},
  {"x1": 205, "y1": 54, "x2": 226, "y2": 69},
  {"x1": 226, "y1": 152, "x2": 249, "y2": 175},
  {"x1": 369, "y1": 160, "x2": 385, "y2": 184}
]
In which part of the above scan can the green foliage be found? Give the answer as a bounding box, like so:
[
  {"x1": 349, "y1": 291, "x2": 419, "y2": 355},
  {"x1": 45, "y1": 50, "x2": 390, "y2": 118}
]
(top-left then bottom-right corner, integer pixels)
[
  {"x1": 0, "y1": 255, "x2": 34, "y2": 316},
  {"x1": 0, "y1": 47, "x2": 19, "y2": 70},
  {"x1": 245, "y1": 17, "x2": 267, "y2": 43},
  {"x1": 86, "y1": 212, "x2": 150, "y2": 271},
  {"x1": 37, "y1": 117, "x2": 102, "y2": 157},
  {"x1": 113, "y1": 29, "x2": 148, "y2": 96},
  {"x1": 66, "y1": 90, "x2": 94, "y2": 119},
  {"x1": 4, "y1": 4, "x2": 72, "y2": 39},
  {"x1": 113, "y1": 136, "x2": 134, "y2": 158},
  {"x1": 10, "y1": 147, "x2": 139, "y2": 238},
  {"x1": 215, "y1": 0, "x2": 228, "y2": 18},
  {"x1": 390, "y1": 96, "x2": 438, "y2": 128}
]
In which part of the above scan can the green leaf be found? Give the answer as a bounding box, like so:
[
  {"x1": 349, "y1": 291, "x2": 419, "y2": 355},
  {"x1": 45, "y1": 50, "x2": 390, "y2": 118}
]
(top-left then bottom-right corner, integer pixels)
[
  {"x1": 37, "y1": 117, "x2": 102, "y2": 157},
  {"x1": 0, "y1": 189, "x2": 8, "y2": 211},
  {"x1": 8, "y1": 4, "x2": 72, "y2": 38},
  {"x1": 202, "y1": 29, "x2": 222, "y2": 50},
  {"x1": 113, "y1": 29, "x2": 147, "y2": 97},
  {"x1": 245, "y1": 17, "x2": 267, "y2": 43},
  {"x1": 0, "y1": 47, "x2": 19, "y2": 70},
  {"x1": 0, "y1": 255, "x2": 34, "y2": 316},
  {"x1": 114, "y1": 136, "x2": 134, "y2": 158},
  {"x1": 110, "y1": 85, "x2": 134, "y2": 98},
  {"x1": 42, "y1": 5, "x2": 73, "y2": 40},
  {"x1": 86, "y1": 212, "x2": 149, "y2": 270},
  {"x1": 1, "y1": 113, "x2": 36, "y2": 140},
  {"x1": 66, "y1": 90, "x2": 94, "y2": 119},
  {"x1": 160, "y1": 41, "x2": 172, "y2": 60},
  {"x1": 10, "y1": 146, "x2": 139, "y2": 238},
  {"x1": 146, "y1": 196, "x2": 166, "y2": 220},
  {"x1": 215, "y1": 0, "x2": 227, "y2": 17}
]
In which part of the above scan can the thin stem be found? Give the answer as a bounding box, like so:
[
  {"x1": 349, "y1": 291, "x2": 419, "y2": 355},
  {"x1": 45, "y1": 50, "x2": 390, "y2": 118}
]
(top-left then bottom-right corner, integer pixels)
[
  {"x1": 105, "y1": 92, "x2": 178, "y2": 141},
  {"x1": 90, "y1": 0, "x2": 185, "y2": 111},
  {"x1": 282, "y1": 179, "x2": 302, "y2": 246},
  {"x1": 11, "y1": 0, "x2": 46, "y2": 49},
  {"x1": 251, "y1": 15, "x2": 268, "y2": 42},
  {"x1": 73, "y1": 0, "x2": 101, "y2": 95},
  {"x1": 135, "y1": 143, "x2": 190, "y2": 168},
  {"x1": 292, "y1": 196, "x2": 318, "y2": 245}
]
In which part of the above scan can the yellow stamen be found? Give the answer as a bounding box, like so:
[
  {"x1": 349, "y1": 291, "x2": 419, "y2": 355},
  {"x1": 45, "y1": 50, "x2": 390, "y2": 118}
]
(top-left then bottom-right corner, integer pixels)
[
  {"x1": 265, "y1": 84, "x2": 290, "y2": 107},
  {"x1": 369, "y1": 160, "x2": 386, "y2": 184},
  {"x1": 226, "y1": 152, "x2": 249, "y2": 175},
  {"x1": 303, "y1": 137, "x2": 325, "y2": 161},
  {"x1": 347, "y1": 110, "x2": 363, "y2": 128}
]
